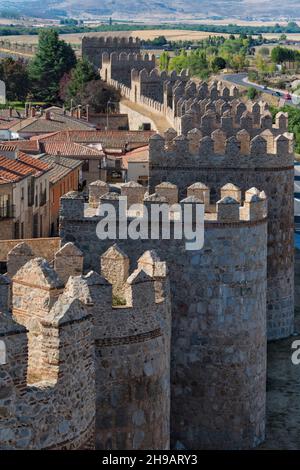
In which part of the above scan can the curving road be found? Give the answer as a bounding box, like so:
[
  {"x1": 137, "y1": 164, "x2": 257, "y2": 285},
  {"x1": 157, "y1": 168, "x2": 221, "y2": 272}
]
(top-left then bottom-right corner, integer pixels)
[{"x1": 221, "y1": 72, "x2": 300, "y2": 107}]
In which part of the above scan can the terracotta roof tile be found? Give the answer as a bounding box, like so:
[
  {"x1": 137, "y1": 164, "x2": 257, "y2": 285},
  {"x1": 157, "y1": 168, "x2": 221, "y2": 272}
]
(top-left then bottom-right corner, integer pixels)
[
  {"x1": 0, "y1": 118, "x2": 21, "y2": 130},
  {"x1": 9, "y1": 114, "x2": 95, "y2": 134},
  {"x1": 0, "y1": 140, "x2": 40, "y2": 152},
  {"x1": 38, "y1": 154, "x2": 82, "y2": 185},
  {"x1": 40, "y1": 141, "x2": 104, "y2": 158},
  {"x1": 122, "y1": 145, "x2": 149, "y2": 170},
  {"x1": 0, "y1": 152, "x2": 50, "y2": 184},
  {"x1": 33, "y1": 130, "x2": 155, "y2": 149}
]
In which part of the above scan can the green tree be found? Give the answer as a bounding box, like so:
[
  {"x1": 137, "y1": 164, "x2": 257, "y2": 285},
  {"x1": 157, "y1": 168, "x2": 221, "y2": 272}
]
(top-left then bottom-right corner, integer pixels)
[
  {"x1": 247, "y1": 86, "x2": 259, "y2": 100},
  {"x1": 211, "y1": 56, "x2": 226, "y2": 72},
  {"x1": 0, "y1": 57, "x2": 29, "y2": 101},
  {"x1": 259, "y1": 47, "x2": 270, "y2": 56},
  {"x1": 28, "y1": 29, "x2": 77, "y2": 103},
  {"x1": 279, "y1": 33, "x2": 287, "y2": 42},
  {"x1": 271, "y1": 46, "x2": 300, "y2": 69},
  {"x1": 159, "y1": 51, "x2": 170, "y2": 71},
  {"x1": 65, "y1": 58, "x2": 98, "y2": 104},
  {"x1": 80, "y1": 80, "x2": 121, "y2": 113}
]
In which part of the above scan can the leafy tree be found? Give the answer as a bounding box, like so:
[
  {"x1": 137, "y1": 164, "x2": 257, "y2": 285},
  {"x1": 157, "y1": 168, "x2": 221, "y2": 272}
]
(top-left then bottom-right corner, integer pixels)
[
  {"x1": 279, "y1": 33, "x2": 287, "y2": 42},
  {"x1": 259, "y1": 47, "x2": 270, "y2": 56},
  {"x1": 211, "y1": 56, "x2": 226, "y2": 72},
  {"x1": 159, "y1": 51, "x2": 170, "y2": 71},
  {"x1": 271, "y1": 46, "x2": 299, "y2": 64},
  {"x1": 247, "y1": 87, "x2": 259, "y2": 100},
  {"x1": 64, "y1": 58, "x2": 98, "y2": 104},
  {"x1": 151, "y1": 35, "x2": 167, "y2": 46},
  {"x1": 169, "y1": 49, "x2": 209, "y2": 79},
  {"x1": 28, "y1": 29, "x2": 77, "y2": 103},
  {"x1": 80, "y1": 80, "x2": 121, "y2": 114},
  {"x1": 0, "y1": 57, "x2": 29, "y2": 101},
  {"x1": 230, "y1": 53, "x2": 248, "y2": 72}
]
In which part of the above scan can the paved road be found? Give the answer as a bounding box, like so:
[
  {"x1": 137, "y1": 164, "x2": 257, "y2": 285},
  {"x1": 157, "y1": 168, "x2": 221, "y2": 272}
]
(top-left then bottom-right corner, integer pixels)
[{"x1": 221, "y1": 72, "x2": 300, "y2": 107}]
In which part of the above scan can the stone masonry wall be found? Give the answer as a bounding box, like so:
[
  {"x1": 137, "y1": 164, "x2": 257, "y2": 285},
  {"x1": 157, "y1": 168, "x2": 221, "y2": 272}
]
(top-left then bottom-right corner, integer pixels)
[
  {"x1": 63, "y1": 246, "x2": 171, "y2": 450},
  {"x1": 0, "y1": 240, "x2": 171, "y2": 450},
  {"x1": 148, "y1": 131, "x2": 294, "y2": 341},
  {"x1": 82, "y1": 36, "x2": 141, "y2": 69},
  {"x1": 0, "y1": 258, "x2": 96, "y2": 449},
  {"x1": 59, "y1": 186, "x2": 268, "y2": 449},
  {"x1": 0, "y1": 238, "x2": 61, "y2": 264}
]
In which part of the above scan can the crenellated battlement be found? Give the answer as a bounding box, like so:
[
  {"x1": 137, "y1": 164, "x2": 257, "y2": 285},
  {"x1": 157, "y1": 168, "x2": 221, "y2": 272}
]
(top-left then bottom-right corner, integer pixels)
[
  {"x1": 0, "y1": 253, "x2": 95, "y2": 449},
  {"x1": 0, "y1": 240, "x2": 171, "y2": 450},
  {"x1": 59, "y1": 179, "x2": 268, "y2": 226},
  {"x1": 102, "y1": 51, "x2": 156, "y2": 66},
  {"x1": 83, "y1": 35, "x2": 141, "y2": 47},
  {"x1": 59, "y1": 178, "x2": 269, "y2": 450},
  {"x1": 82, "y1": 35, "x2": 141, "y2": 69},
  {"x1": 149, "y1": 128, "x2": 293, "y2": 169}
]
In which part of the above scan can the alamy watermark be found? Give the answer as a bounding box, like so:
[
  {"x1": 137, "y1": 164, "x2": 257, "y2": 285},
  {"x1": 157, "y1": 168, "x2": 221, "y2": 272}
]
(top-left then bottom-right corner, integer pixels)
[
  {"x1": 291, "y1": 340, "x2": 300, "y2": 365},
  {"x1": 95, "y1": 196, "x2": 205, "y2": 251}
]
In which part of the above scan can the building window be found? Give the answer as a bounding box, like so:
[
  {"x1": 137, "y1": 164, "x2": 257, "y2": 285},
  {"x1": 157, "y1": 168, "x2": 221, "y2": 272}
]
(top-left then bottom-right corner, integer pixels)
[
  {"x1": 0, "y1": 340, "x2": 6, "y2": 365},
  {"x1": 21, "y1": 222, "x2": 24, "y2": 239},
  {"x1": 21, "y1": 187, "x2": 24, "y2": 200}
]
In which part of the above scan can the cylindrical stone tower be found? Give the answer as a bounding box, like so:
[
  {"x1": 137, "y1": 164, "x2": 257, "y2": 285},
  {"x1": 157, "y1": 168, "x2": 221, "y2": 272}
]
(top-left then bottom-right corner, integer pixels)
[{"x1": 148, "y1": 129, "x2": 294, "y2": 340}]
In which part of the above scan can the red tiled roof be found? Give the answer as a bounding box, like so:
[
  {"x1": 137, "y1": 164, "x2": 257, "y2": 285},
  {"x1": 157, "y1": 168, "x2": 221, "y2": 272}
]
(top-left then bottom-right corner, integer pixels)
[
  {"x1": 122, "y1": 145, "x2": 149, "y2": 170},
  {"x1": 40, "y1": 141, "x2": 104, "y2": 158},
  {"x1": 0, "y1": 118, "x2": 21, "y2": 130},
  {"x1": 0, "y1": 140, "x2": 40, "y2": 152},
  {"x1": 30, "y1": 132, "x2": 60, "y2": 141},
  {"x1": 32, "y1": 129, "x2": 155, "y2": 147},
  {"x1": 0, "y1": 152, "x2": 50, "y2": 184},
  {"x1": 9, "y1": 114, "x2": 95, "y2": 133}
]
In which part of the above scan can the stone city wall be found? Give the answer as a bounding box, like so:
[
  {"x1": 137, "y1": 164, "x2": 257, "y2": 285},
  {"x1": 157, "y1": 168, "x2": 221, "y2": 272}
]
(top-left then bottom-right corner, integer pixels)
[{"x1": 59, "y1": 183, "x2": 268, "y2": 449}]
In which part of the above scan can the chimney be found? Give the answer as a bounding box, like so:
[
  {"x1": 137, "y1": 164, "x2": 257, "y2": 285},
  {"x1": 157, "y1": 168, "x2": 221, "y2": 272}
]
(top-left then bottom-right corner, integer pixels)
[
  {"x1": 45, "y1": 111, "x2": 51, "y2": 120},
  {"x1": 78, "y1": 105, "x2": 82, "y2": 120},
  {"x1": 8, "y1": 107, "x2": 12, "y2": 118},
  {"x1": 1, "y1": 147, "x2": 18, "y2": 160},
  {"x1": 31, "y1": 107, "x2": 36, "y2": 118},
  {"x1": 86, "y1": 104, "x2": 90, "y2": 122}
]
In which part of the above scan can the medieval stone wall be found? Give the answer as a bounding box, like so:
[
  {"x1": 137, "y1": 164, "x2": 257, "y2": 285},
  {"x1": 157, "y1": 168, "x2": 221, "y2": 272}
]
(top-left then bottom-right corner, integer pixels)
[
  {"x1": 101, "y1": 52, "x2": 156, "y2": 87},
  {"x1": 148, "y1": 126, "x2": 294, "y2": 341},
  {"x1": 82, "y1": 36, "x2": 141, "y2": 69},
  {"x1": 59, "y1": 183, "x2": 268, "y2": 449},
  {"x1": 64, "y1": 246, "x2": 171, "y2": 450},
  {"x1": 0, "y1": 239, "x2": 171, "y2": 450},
  {"x1": 0, "y1": 261, "x2": 95, "y2": 449}
]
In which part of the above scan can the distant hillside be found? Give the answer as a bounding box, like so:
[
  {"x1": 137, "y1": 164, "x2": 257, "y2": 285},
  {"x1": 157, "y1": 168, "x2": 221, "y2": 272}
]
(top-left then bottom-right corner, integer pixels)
[
  {"x1": 3, "y1": 0, "x2": 300, "y2": 20},
  {"x1": 46, "y1": 0, "x2": 300, "y2": 19}
]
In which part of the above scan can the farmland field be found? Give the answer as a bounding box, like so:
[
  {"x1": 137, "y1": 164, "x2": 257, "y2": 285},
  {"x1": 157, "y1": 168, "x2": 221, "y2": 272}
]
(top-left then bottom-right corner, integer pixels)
[
  {"x1": 2, "y1": 29, "x2": 300, "y2": 49},
  {"x1": 0, "y1": 30, "x2": 231, "y2": 46}
]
